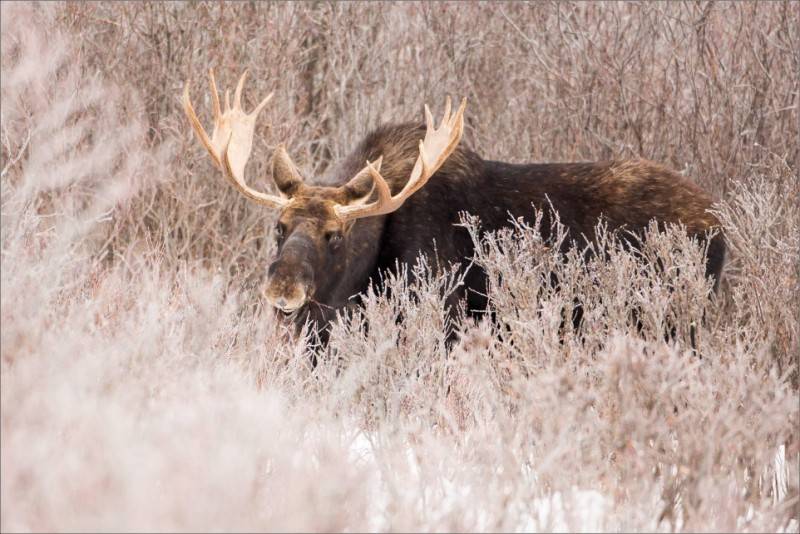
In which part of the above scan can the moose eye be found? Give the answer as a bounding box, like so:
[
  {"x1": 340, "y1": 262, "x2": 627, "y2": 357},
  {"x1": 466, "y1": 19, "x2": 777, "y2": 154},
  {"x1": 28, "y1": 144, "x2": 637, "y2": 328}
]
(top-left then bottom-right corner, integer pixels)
[
  {"x1": 275, "y1": 223, "x2": 286, "y2": 242},
  {"x1": 326, "y1": 231, "x2": 343, "y2": 248}
]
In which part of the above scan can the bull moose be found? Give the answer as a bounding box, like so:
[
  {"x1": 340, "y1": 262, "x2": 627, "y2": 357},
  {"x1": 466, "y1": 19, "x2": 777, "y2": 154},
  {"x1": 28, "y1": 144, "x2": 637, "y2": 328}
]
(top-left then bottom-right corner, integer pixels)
[{"x1": 182, "y1": 70, "x2": 725, "y2": 346}]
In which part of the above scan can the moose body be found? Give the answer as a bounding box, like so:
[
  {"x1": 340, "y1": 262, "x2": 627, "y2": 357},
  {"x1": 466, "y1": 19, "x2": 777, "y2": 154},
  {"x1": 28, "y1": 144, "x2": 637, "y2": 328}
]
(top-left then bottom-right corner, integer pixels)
[
  {"x1": 290, "y1": 123, "x2": 726, "y2": 336},
  {"x1": 183, "y1": 70, "x2": 725, "y2": 345}
]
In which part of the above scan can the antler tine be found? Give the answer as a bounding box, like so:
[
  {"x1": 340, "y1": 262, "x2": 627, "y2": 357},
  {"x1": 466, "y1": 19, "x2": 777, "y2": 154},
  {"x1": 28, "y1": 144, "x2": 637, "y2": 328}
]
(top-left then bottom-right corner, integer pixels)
[
  {"x1": 440, "y1": 95, "x2": 452, "y2": 128},
  {"x1": 450, "y1": 97, "x2": 466, "y2": 129},
  {"x1": 253, "y1": 92, "x2": 274, "y2": 117},
  {"x1": 366, "y1": 158, "x2": 392, "y2": 205},
  {"x1": 424, "y1": 104, "x2": 435, "y2": 131},
  {"x1": 181, "y1": 69, "x2": 289, "y2": 210},
  {"x1": 334, "y1": 96, "x2": 467, "y2": 221},
  {"x1": 209, "y1": 68, "x2": 221, "y2": 120},
  {"x1": 234, "y1": 69, "x2": 248, "y2": 110},
  {"x1": 182, "y1": 83, "x2": 220, "y2": 167}
]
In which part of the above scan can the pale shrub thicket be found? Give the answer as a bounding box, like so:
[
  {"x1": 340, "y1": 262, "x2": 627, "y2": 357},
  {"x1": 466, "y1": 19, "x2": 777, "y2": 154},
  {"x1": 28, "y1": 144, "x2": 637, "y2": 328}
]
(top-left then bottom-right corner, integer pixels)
[{"x1": 1, "y1": 2, "x2": 798, "y2": 532}]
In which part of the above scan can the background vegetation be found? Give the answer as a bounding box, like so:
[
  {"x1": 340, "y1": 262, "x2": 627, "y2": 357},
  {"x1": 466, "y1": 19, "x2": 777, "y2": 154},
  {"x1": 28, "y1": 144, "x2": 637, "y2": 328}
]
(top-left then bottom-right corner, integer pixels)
[{"x1": 1, "y1": 1, "x2": 798, "y2": 531}]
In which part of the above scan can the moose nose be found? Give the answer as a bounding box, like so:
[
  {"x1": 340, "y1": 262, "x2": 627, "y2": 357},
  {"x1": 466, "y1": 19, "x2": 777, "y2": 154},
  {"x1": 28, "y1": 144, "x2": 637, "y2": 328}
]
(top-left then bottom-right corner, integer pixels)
[
  {"x1": 266, "y1": 286, "x2": 307, "y2": 313},
  {"x1": 264, "y1": 262, "x2": 311, "y2": 312},
  {"x1": 268, "y1": 258, "x2": 314, "y2": 287}
]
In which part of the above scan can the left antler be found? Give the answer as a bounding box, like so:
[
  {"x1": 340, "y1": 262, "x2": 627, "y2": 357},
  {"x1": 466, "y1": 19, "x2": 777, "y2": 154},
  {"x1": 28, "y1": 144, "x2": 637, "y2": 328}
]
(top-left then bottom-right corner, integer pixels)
[
  {"x1": 334, "y1": 96, "x2": 467, "y2": 221},
  {"x1": 182, "y1": 69, "x2": 289, "y2": 209}
]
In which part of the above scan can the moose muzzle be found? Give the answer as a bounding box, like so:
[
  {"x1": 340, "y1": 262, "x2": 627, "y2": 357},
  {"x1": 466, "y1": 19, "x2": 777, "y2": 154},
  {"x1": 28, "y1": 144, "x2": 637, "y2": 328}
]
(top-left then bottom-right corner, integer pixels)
[{"x1": 264, "y1": 235, "x2": 316, "y2": 313}]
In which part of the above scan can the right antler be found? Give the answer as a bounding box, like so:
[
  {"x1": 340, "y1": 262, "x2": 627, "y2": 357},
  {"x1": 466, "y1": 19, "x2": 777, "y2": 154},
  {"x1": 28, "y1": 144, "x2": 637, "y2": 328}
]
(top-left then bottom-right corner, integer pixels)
[
  {"x1": 334, "y1": 96, "x2": 466, "y2": 221},
  {"x1": 182, "y1": 69, "x2": 288, "y2": 209}
]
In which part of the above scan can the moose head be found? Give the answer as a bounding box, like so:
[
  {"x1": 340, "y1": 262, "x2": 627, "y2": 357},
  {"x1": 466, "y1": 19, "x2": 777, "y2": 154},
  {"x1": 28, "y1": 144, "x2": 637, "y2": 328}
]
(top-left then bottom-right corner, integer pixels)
[{"x1": 182, "y1": 69, "x2": 465, "y2": 314}]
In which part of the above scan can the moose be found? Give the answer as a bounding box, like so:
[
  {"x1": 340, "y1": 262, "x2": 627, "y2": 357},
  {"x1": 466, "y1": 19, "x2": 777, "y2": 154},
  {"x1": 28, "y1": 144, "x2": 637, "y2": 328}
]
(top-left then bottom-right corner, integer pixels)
[{"x1": 182, "y1": 70, "x2": 725, "y2": 346}]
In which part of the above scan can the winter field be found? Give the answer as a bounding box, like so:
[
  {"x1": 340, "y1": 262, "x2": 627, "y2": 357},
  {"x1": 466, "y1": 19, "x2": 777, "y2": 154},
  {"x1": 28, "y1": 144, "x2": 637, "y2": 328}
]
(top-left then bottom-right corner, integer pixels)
[{"x1": 1, "y1": 2, "x2": 798, "y2": 532}]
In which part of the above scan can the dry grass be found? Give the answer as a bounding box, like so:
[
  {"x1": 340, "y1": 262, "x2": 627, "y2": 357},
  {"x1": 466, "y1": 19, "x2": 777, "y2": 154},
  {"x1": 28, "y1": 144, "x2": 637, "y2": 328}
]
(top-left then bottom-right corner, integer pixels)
[{"x1": 1, "y1": 1, "x2": 798, "y2": 532}]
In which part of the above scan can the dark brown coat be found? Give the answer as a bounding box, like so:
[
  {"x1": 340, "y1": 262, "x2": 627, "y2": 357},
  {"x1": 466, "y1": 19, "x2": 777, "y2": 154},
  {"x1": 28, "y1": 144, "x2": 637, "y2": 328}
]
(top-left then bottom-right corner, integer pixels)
[{"x1": 277, "y1": 122, "x2": 725, "y2": 339}]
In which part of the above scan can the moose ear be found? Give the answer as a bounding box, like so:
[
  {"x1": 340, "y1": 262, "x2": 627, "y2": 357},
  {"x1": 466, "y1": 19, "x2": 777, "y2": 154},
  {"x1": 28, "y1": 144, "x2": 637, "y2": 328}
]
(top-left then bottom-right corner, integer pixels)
[
  {"x1": 341, "y1": 173, "x2": 375, "y2": 204},
  {"x1": 271, "y1": 145, "x2": 304, "y2": 197},
  {"x1": 340, "y1": 156, "x2": 383, "y2": 205}
]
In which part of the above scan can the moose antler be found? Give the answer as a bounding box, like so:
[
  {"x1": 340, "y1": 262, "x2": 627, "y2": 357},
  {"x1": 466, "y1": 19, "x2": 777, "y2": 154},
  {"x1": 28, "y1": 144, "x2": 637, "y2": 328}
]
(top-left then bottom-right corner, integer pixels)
[
  {"x1": 335, "y1": 96, "x2": 467, "y2": 221},
  {"x1": 182, "y1": 69, "x2": 288, "y2": 208}
]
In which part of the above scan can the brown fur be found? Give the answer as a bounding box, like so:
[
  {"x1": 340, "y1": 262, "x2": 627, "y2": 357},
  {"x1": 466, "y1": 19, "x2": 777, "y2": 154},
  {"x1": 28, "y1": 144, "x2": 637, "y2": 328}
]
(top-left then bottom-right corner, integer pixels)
[{"x1": 263, "y1": 122, "x2": 725, "y2": 343}]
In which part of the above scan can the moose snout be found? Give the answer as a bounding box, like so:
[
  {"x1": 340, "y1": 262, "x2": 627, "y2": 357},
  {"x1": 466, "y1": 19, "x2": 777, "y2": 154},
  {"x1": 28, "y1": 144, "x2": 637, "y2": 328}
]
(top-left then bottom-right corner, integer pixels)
[{"x1": 264, "y1": 259, "x2": 314, "y2": 313}]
